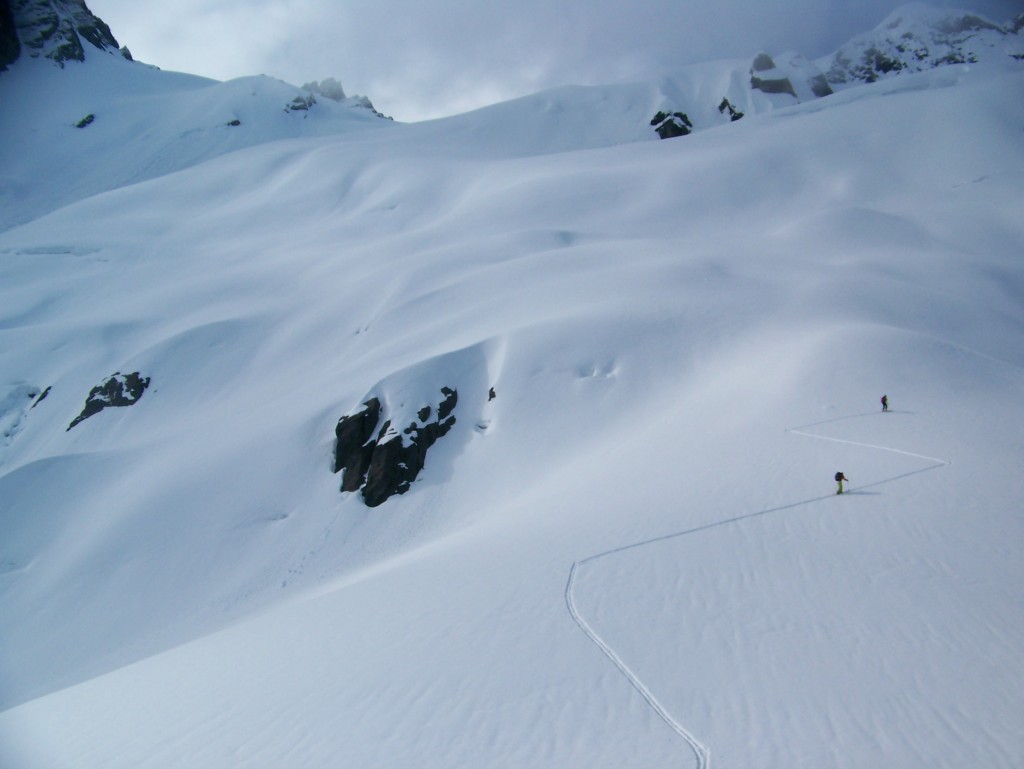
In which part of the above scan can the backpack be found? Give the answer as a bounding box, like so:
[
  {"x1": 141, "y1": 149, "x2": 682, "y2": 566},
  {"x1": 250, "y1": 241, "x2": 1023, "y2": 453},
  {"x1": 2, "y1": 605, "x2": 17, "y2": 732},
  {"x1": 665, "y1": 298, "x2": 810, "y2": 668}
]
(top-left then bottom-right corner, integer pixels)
[{"x1": 835, "y1": 471, "x2": 843, "y2": 482}]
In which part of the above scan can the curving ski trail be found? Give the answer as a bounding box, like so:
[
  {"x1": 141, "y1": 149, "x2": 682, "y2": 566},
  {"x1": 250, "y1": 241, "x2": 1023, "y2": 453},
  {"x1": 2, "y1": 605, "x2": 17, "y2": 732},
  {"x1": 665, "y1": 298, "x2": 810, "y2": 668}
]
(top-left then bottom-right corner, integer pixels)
[
  {"x1": 565, "y1": 560, "x2": 712, "y2": 769},
  {"x1": 565, "y1": 411, "x2": 949, "y2": 769}
]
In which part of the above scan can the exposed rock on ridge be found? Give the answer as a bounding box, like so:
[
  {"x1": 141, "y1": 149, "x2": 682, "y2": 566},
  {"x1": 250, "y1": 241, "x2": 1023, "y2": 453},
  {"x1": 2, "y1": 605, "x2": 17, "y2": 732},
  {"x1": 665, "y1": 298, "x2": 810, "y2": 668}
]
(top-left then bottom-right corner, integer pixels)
[
  {"x1": 301, "y1": 77, "x2": 393, "y2": 120},
  {"x1": 67, "y1": 372, "x2": 150, "y2": 430},
  {"x1": 7, "y1": 0, "x2": 128, "y2": 68},
  {"x1": 334, "y1": 388, "x2": 458, "y2": 507},
  {"x1": 651, "y1": 110, "x2": 693, "y2": 139}
]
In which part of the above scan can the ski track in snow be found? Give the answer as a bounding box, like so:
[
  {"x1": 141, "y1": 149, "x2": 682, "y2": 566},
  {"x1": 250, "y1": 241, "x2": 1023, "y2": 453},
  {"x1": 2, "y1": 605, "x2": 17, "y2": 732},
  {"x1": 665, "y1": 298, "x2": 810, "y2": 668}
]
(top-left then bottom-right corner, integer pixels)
[{"x1": 564, "y1": 411, "x2": 950, "y2": 769}]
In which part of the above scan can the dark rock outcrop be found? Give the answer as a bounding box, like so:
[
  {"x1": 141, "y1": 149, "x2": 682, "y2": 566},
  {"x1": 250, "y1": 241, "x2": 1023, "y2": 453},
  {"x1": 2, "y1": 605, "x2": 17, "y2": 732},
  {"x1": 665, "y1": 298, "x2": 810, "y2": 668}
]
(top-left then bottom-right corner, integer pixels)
[
  {"x1": 286, "y1": 93, "x2": 316, "y2": 112},
  {"x1": 67, "y1": 371, "x2": 150, "y2": 430},
  {"x1": 750, "y1": 53, "x2": 797, "y2": 98},
  {"x1": 651, "y1": 110, "x2": 693, "y2": 139},
  {"x1": 828, "y1": 46, "x2": 906, "y2": 84},
  {"x1": 8, "y1": 0, "x2": 127, "y2": 67},
  {"x1": 333, "y1": 397, "x2": 383, "y2": 492},
  {"x1": 31, "y1": 385, "x2": 51, "y2": 407},
  {"x1": 718, "y1": 97, "x2": 744, "y2": 122},
  {"x1": 0, "y1": 0, "x2": 20, "y2": 69},
  {"x1": 807, "y1": 73, "x2": 834, "y2": 98},
  {"x1": 333, "y1": 387, "x2": 458, "y2": 507}
]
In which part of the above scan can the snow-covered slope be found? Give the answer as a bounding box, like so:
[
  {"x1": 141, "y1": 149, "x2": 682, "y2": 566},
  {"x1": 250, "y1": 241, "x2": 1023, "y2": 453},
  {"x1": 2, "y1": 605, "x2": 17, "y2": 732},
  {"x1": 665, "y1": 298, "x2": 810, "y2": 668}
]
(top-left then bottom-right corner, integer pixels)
[
  {"x1": 0, "y1": 51, "x2": 391, "y2": 232},
  {"x1": 1, "y1": 6, "x2": 1023, "y2": 769}
]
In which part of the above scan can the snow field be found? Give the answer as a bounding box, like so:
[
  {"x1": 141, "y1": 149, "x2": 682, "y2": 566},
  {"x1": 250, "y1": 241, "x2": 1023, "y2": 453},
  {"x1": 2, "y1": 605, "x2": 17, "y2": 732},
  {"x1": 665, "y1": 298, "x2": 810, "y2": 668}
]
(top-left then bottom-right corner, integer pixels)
[{"x1": 1, "y1": 50, "x2": 1023, "y2": 768}]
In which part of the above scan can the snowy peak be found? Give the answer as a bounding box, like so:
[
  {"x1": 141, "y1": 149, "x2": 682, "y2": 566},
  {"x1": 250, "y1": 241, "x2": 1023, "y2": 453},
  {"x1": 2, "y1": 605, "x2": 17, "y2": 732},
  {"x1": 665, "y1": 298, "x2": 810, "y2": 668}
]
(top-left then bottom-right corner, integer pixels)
[{"x1": 820, "y1": 3, "x2": 1024, "y2": 86}]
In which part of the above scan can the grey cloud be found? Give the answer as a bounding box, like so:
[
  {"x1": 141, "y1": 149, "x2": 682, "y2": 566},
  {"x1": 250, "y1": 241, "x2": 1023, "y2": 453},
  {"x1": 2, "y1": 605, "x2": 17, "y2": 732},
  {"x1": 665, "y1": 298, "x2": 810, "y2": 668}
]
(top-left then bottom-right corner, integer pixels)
[{"x1": 87, "y1": 0, "x2": 1024, "y2": 121}]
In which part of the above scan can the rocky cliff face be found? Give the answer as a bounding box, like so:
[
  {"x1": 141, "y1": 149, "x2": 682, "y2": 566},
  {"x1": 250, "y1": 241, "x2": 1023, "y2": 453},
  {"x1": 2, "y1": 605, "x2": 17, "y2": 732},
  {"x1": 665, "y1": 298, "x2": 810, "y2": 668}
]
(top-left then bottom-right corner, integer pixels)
[
  {"x1": 6, "y1": 0, "x2": 128, "y2": 67},
  {"x1": 334, "y1": 388, "x2": 459, "y2": 508}
]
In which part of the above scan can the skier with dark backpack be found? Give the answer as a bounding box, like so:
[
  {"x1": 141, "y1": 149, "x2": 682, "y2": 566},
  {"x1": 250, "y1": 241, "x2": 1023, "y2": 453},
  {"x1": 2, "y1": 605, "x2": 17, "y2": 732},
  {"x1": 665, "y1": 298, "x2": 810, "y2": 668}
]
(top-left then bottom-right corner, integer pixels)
[{"x1": 835, "y1": 471, "x2": 848, "y2": 495}]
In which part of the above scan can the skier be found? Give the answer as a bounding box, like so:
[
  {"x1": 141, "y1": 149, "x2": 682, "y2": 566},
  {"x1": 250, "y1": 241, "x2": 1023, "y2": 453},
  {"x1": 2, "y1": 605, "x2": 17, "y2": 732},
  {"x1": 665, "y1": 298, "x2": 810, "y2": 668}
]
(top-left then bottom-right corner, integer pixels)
[
  {"x1": 835, "y1": 471, "x2": 848, "y2": 495},
  {"x1": 881, "y1": 394, "x2": 888, "y2": 412}
]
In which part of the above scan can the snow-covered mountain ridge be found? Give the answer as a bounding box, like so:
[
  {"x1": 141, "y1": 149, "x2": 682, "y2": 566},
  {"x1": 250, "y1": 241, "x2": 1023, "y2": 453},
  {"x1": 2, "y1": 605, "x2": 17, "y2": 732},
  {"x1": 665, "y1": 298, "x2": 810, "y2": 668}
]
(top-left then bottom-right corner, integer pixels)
[
  {"x1": 0, "y1": 0, "x2": 392, "y2": 232},
  {"x1": 822, "y1": 2, "x2": 1024, "y2": 84},
  {"x1": 2, "y1": 2, "x2": 1022, "y2": 233},
  {"x1": 0, "y1": 3, "x2": 1022, "y2": 769}
]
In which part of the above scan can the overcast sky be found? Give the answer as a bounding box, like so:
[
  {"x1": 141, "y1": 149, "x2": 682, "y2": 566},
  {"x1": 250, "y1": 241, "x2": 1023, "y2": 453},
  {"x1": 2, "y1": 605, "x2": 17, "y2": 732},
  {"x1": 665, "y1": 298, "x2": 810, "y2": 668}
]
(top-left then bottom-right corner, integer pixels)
[{"x1": 87, "y1": 0, "x2": 1021, "y2": 121}]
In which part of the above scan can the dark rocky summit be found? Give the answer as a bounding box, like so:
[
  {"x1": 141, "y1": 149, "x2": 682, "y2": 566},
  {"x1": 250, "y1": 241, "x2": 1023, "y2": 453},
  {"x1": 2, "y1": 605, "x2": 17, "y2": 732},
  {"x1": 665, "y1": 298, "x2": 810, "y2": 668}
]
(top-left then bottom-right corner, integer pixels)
[
  {"x1": 334, "y1": 387, "x2": 458, "y2": 507},
  {"x1": 4, "y1": 0, "x2": 128, "y2": 68},
  {"x1": 67, "y1": 372, "x2": 150, "y2": 430}
]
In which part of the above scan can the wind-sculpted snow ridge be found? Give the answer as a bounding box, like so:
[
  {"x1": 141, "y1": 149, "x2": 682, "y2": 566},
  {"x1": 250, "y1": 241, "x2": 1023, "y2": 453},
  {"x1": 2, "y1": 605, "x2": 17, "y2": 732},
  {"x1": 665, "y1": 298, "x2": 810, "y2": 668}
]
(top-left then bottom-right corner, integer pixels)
[{"x1": 565, "y1": 411, "x2": 949, "y2": 769}]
